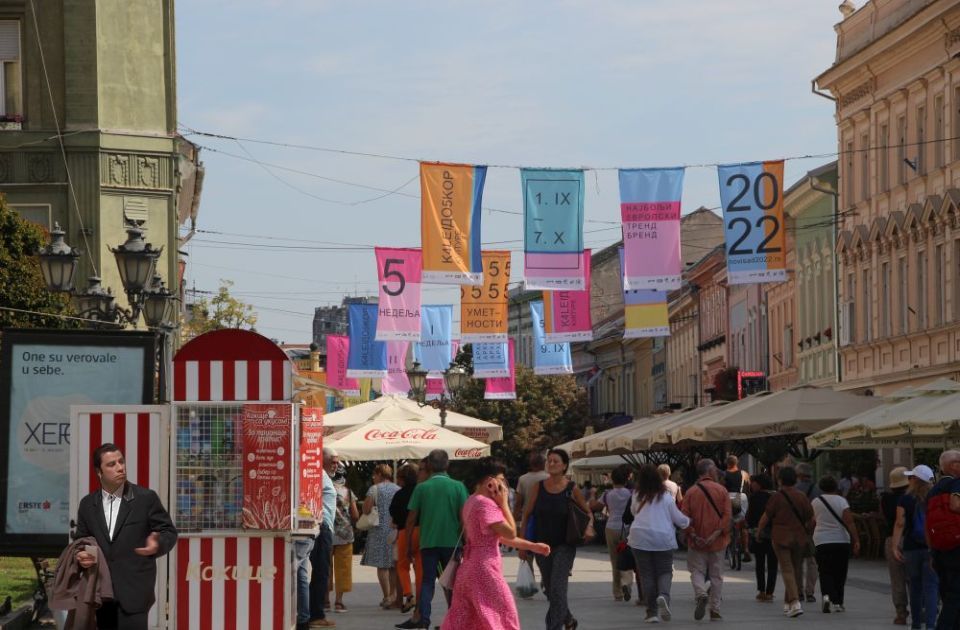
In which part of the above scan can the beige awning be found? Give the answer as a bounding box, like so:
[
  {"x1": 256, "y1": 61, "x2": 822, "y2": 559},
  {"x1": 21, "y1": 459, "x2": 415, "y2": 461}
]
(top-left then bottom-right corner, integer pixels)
[
  {"x1": 606, "y1": 402, "x2": 732, "y2": 453},
  {"x1": 579, "y1": 419, "x2": 657, "y2": 457},
  {"x1": 670, "y1": 386, "x2": 882, "y2": 444}
]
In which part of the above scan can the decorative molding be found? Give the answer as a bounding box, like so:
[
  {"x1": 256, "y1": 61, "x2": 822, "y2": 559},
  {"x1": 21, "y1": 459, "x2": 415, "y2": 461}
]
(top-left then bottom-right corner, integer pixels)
[
  {"x1": 100, "y1": 152, "x2": 172, "y2": 190},
  {"x1": 108, "y1": 155, "x2": 129, "y2": 186},
  {"x1": 0, "y1": 155, "x2": 11, "y2": 183},
  {"x1": 840, "y1": 79, "x2": 874, "y2": 109},
  {"x1": 27, "y1": 154, "x2": 52, "y2": 182}
]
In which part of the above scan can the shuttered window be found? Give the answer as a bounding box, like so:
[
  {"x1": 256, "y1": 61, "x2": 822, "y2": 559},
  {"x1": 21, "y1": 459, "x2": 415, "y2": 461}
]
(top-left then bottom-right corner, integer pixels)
[{"x1": 0, "y1": 21, "x2": 21, "y2": 118}]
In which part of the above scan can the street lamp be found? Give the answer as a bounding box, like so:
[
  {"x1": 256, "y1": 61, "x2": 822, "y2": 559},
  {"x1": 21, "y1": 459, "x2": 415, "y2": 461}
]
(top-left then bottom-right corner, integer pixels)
[
  {"x1": 406, "y1": 361, "x2": 470, "y2": 427},
  {"x1": 37, "y1": 222, "x2": 80, "y2": 292}
]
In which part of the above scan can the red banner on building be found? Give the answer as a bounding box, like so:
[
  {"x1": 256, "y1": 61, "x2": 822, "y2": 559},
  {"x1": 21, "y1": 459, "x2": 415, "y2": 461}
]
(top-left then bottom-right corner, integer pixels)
[
  {"x1": 299, "y1": 407, "x2": 324, "y2": 519},
  {"x1": 242, "y1": 404, "x2": 293, "y2": 530}
]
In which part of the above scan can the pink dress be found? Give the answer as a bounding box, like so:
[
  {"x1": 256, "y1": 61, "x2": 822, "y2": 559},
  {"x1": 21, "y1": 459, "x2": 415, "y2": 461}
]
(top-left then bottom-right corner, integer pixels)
[{"x1": 440, "y1": 494, "x2": 520, "y2": 630}]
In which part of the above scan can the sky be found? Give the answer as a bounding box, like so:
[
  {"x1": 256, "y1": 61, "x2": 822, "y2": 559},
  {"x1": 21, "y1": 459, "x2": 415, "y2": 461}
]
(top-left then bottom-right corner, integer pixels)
[{"x1": 175, "y1": 0, "x2": 845, "y2": 343}]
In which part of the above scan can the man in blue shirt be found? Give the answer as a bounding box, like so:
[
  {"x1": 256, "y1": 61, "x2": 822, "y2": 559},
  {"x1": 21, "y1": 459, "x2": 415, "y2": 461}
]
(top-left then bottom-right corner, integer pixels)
[
  {"x1": 929, "y1": 449, "x2": 960, "y2": 630},
  {"x1": 309, "y1": 448, "x2": 339, "y2": 627}
]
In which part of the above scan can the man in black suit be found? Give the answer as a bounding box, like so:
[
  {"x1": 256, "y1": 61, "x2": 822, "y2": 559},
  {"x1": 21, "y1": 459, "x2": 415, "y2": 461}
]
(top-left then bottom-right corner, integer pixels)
[{"x1": 75, "y1": 442, "x2": 177, "y2": 630}]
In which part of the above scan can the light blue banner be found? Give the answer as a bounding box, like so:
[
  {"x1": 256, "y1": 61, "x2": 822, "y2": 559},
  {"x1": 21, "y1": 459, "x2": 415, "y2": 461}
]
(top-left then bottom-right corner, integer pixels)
[
  {"x1": 521, "y1": 169, "x2": 585, "y2": 255},
  {"x1": 347, "y1": 304, "x2": 387, "y2": 377},
  {"x1": 473, "y1": 342, "x2": 510, "y2": 378},
  {"x1": 530, "y1": 301, "x2": 573, "y2": 375},
  {"x1": 412, "y1": 305, "x2": 453, "y2": 375}
]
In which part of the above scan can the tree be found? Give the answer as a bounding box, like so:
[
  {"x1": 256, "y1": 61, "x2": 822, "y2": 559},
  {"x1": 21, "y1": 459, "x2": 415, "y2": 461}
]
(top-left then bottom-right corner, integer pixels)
[
  {"x1": 182, "y1": 280, "x2": 257, "y2": 340},
  {"x1": 451, "y1": 362, "x2": 589, "y2": 472},
  {"x1": 0, "y1": 195, "x2": 75, "y2": 329}
]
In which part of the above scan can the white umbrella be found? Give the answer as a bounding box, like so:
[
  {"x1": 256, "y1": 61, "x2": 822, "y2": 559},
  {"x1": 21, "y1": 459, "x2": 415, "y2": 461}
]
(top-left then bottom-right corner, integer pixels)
[
  {"x1": 322, "y1": 394, "x2": 503, "y2": 444},
  {"x1": 325, "y1": 419, "x2": 490, "y2": 461}
]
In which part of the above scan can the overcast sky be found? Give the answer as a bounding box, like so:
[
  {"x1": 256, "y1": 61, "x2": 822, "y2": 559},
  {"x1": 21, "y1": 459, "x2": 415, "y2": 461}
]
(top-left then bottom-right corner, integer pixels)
[{"x1": 176, "y1": 1, "x2": 844, "y2": 342}]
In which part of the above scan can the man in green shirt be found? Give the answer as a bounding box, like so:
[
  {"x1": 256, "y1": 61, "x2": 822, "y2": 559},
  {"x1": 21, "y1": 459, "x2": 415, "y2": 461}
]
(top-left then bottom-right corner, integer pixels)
[{"x1": 396, "y1": 450, "x2": 467, "y2": 630}]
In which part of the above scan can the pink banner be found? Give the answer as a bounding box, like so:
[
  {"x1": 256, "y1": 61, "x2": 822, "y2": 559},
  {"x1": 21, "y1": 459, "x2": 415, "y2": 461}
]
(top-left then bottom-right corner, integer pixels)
[
  {"x1": 375, "y1": 247, "x2": 422, "y2": 341},
  {"x1": 543, "y1": 251, "x2": 593, "y2": 342},
  {"x1": 485, "y1": 339, "x2": 516, "y2": 400},
  {"x1": 619, "y1": 168, "x2": 684, "y2": 290},
  {"x1": 327, "y1": 335, "x2": 360, "y2": 396},
  {"x1": 382, "y1": 341, "x2": 411, "y2": 394},
  {"x1": 425, "y1": 377, "x2": 445, "y2": 401}
]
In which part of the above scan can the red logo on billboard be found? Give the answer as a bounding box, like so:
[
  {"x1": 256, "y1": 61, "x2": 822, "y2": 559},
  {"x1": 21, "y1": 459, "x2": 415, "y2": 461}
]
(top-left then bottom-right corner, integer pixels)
[
  {"x1": 454, "y1": 448, "x2": 484, "y2": 458},
  {"x1": 364, "y1": 428, "x2": 439, "y2": 441}
]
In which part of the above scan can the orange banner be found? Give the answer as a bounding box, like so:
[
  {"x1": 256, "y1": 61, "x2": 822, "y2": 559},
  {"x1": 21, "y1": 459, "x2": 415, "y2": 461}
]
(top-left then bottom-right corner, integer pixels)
[
  {"x1": 420, "y1": 162, "x2": 486, "y2": 285},
  {"x1": 460, "y1": 250, "x2": 510, "y2": 342}
]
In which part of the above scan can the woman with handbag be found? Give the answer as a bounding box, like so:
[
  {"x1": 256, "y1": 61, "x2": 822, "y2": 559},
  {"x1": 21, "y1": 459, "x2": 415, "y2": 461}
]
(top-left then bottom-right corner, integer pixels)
[
  {"x1": 811, "y1": 476, "x2": 861, "y2": 614},
  {"x1": 589, "y1": 464, "x2": 634, "y2": 602},
  {"x1": 627, "y1": 463, "x2": 691, "y2": 623},
  {"x1": 746, "y1": 473, "x2": 778, "y2": 602},
  {"x1": 520, "y1": 448, "x2": 591, "y2": 630},
  {"x1": 360, "y1": 464, "x2": 400, "y2": 608},
  {"x1": 441, "y1": 457, "x2": 550, "y2": 630}
]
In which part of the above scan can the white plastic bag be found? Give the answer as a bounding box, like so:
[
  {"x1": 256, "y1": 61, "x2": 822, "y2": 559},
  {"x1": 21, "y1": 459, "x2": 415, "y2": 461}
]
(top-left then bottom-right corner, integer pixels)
[{"x1": 515, "y1": 559, "x2": 538, "y2": 599}]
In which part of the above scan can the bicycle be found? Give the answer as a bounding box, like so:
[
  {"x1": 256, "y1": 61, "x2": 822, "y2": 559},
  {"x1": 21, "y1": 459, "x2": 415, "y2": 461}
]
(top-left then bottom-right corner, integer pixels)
[{"x1": 726, "y1": 522, "x2": 742, "y2": 571}]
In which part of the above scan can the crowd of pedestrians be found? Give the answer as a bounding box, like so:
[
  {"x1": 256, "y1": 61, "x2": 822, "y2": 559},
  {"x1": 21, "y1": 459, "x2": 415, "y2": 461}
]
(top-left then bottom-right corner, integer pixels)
[{"x1": 293, "y1": 446, "x2": 960, "y2": 630}]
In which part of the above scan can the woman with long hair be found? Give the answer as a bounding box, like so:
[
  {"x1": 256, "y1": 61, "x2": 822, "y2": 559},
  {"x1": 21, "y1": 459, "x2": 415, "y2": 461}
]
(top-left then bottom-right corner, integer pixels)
[
  {"x1": 520, "y1": 448, "x2": 591, "y2": 630},
  {"x1": 811, "y1": 476, "x2": 860, "y2": 613},
  {"x1": 746, "y1": 473, "x2": 778, "y2": 602},
  {"x1": 441, "y1": 457, "x2": 550, "y2": 630},
  {"x1": 628, "y1": 463, "x2": 690, "y2": 623},
  {"x1": 892, "y1": 465, "x2": 939, "y2": 629},
  {"x1": 590, "y1": 464, "x2": 635, "y2": 601},
  {"x1": 360, "y1": 463, "x2": 400, "y2": 608}
]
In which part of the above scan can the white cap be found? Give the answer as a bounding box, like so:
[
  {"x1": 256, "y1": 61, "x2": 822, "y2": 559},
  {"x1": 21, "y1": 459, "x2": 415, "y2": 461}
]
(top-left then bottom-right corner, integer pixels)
[{"x1": 903, "y1": 464, "x2": 935, "y2": 483}]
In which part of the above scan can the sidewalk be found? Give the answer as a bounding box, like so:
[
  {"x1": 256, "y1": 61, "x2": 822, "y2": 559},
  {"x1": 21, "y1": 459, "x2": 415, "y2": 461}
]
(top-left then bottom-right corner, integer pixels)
[{"x1": 326, "y1": 547, "x2": 898, "y2": 629}]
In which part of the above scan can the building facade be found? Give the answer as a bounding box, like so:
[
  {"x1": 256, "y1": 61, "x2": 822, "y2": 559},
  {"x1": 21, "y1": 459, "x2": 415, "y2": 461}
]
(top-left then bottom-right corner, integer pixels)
[
  {"x1": 816, "y1": 0, "x2": 960, "y2": 394},
  {"x1": 666, "y1": 282, "x2": 700, "y2": 408},
  {"x1": 311, "y1": 296, "x2": 377, "y2": 360},
  {"x1": 690, "y1": 247, "x2": 728, "y2": 403},
  {"x1": 0, "y1": 1, "x2": 201, "y2": 313}
]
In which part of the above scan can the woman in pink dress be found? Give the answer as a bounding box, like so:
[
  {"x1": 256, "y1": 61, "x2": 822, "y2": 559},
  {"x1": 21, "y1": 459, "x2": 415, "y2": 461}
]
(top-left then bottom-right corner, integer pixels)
[{"x1": 441, "y1": 457, "x2": 551, "y2": 630}]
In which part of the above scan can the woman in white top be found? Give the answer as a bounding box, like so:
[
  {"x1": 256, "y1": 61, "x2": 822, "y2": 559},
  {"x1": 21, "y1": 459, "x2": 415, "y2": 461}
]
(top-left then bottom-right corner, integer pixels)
[
  {"x1": 811, "y1": 476, "x2": 860, "y2": 613},
  {"x1": 628, "y1": 464, "x2": 691, "y2": 623},
  {"x1": 590, "y1": 464, "x2": 635, "y2": 602}
]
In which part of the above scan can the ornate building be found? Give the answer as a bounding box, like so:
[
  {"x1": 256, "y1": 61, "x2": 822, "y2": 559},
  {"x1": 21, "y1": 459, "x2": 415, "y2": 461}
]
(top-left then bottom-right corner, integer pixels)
[{"x1": 816, "y1": 0, "x2": 960, "y2": 394}]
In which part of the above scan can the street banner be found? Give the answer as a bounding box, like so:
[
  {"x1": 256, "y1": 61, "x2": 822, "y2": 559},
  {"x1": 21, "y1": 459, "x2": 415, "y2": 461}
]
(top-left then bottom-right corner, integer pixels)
[
  {"x1": 530, "y1": 301, "x2": 573, "y2": 375},
  {"x1": 299, "y1": 407, "x2": 324, "y2": 518},
  {"x1": 521, "y1": 168, "x2": 586, "y2": 290},
  {"x1": 484, "y1": 339, "x2": 516, "y2": 400},
  {"x1": 420, "y1": 162, "x2": 487, "y2": 285},
  {"x1": 542, "y1": 249, "x2": 593, "y2": 342},
  {"x1": 382, "y1": 342, "x2": 411, "y2": 395},
  {"x1": 375, "y1": 247, "x2": 422, "y2": 341},
  {"x1": 461, "y1": 250, "x2": 510, "y2": 343},
  {"x1": 619, "y1": 167, "x2": 684, "y2": 290},
  {"x1": 718, "y1": 160, "x2": 787, "y2": 284},
  {"x1": 326, "y1": 335, "x2": 360, "y2": 396},
  {"x1": 242, "y1": 404, "x2": 293, "y2": 530},
  {"x1": 412, "y1": 305, "x2": 453, "y2": 375},
  {"x1": 620, "y1": 248, "x2": 669, "y2": 338},
  {"x1": 425, "y1": 377, "x2": 445, "y2": 401},
  {"x1": 472, "y1": 342, "x2": 510, "y2": 378},
  {"x1": 359, "y1": 378, "x2": 373, "y2": 401},
  {"x1": 347, "y1": 304, "x2": 387, "y2": 378}
]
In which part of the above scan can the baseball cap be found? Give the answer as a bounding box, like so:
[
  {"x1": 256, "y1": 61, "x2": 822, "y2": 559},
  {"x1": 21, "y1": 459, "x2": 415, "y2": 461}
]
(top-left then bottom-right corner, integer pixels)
[
  {"x1": 903, "y1": 465, "x2": 935, "y2": 483},
  {"x1": 888, "y1": 466, "x2": 909, "y2": 489}
]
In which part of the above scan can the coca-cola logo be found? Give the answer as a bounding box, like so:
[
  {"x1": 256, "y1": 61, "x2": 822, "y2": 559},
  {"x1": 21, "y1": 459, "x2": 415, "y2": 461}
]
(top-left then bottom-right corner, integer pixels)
[
  {"x1": 364, "y1": 428, "x2": 439, "y2": 441},
  {"x1": 454, "y1": 448, "x2": 484, "y2": 458}
]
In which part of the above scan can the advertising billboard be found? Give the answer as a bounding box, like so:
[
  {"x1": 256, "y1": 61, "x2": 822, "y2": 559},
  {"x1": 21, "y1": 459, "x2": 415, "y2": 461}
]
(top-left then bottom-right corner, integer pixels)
[{"x1": 0, "y1": 329, "x2": 155, "y2": 555}]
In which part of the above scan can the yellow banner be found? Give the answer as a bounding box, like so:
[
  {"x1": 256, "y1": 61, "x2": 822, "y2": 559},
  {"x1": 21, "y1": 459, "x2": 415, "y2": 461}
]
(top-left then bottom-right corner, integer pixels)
[
  {"x1": 460, "y1": 250, "x2": 510, "y2": 342},
  {"x1": 420, "y1": 162, "x2": 486, "y2": 285}
]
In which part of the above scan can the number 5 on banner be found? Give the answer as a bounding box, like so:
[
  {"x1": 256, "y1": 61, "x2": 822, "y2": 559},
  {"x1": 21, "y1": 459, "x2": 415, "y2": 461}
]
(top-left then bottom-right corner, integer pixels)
[
  {"x1": 717, "y1": 160, "x2": 787, "y2": 285},
  {"x1": 374, "y1": 247, "x2": 423, "y2": 341}
]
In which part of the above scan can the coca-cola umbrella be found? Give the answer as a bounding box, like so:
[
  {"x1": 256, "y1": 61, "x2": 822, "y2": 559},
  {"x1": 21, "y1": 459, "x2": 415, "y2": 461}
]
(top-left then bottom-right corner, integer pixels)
[{"x1": 324, "y1": 419, "x2": 491, "y2": 461}]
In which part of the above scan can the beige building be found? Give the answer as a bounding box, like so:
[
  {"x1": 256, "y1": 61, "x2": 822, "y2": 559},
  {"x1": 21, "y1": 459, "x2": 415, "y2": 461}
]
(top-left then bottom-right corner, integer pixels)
[{"x1": 815, "y1": 0, "x2": 960, "y2": 394}]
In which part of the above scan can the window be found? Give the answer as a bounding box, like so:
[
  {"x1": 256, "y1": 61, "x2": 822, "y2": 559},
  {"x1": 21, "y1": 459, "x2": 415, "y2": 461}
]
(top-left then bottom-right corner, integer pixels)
[
  {"x1": 898, "y1": 256, "x2": 909, "y2": 334},
  {"x1": 846, "y1": 272, "x2": 856, "y2": 342},
  {"x1": 955, "y1": 88, "x2": 960, "y2": 162},
  {"x1": 917, "y1": 105, "x2": 926, "y2": 175},
  {"x1": 881, "y1": 261, "x2": 891, "y2": 337},
  {"x1": 936, "y1": 94, "x2": 945, "y2": 168},
  {"x1": 917, "y1": 250, "x2": 927, "y2": 330},
  {"x1": 784, "y1": 325, "x2": 793, "y2": 368},
  {"x1": 0, "y1": 21, "x2": 20, "y2": 118},
  {"x1": 861, "y1": 132, "x2": 870, "y2": 201},
  {"x1": 10, "y1": 204, "x2": 51, "y2": 229},
  {"x1": 862, "y1": 268, "x2": 872, "y2": 342},
  {"x1": 898, "y1": 115, "x2": 907, "y2": 185},
  {"x1": 845, "y1": 140, "x2": 855, "y2": 205},
  {"x1": 936, "y1": 244, "x2": 945, "y2": 326},
  {"x1": 880, "y1": 123, "x2": 889, "y2": 191}
]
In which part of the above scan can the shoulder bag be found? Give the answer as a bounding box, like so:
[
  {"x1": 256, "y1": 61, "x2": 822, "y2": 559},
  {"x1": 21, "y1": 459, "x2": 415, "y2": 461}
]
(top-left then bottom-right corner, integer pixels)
[
  {"x1": 696, "y1": 482, "x2": 723, "y2": 519},
  {"x1": 815, "y1": 495, "x2": 855, "y2": 551},
  {"x1": 438, "y1": 528, "x2": 464, "y2": 591},
  {"x1": 565, "y1": 482, "x2": 595, "y2": 546},
  {"x1": 780, "y1": 489, "x2": 816, "y2": 557},
  {"x1": 355, "y1": 484, "x2": 380, "y2": 531}
]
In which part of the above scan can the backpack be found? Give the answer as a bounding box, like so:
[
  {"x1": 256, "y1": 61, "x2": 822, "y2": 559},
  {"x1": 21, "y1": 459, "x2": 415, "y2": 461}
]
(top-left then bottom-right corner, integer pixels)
[
  {"x1": 911, "y1": 499, "x2": 927, "y2": 546},
  {"x1": 925, "y1": 490, "x2": 960, "y2": 551}
]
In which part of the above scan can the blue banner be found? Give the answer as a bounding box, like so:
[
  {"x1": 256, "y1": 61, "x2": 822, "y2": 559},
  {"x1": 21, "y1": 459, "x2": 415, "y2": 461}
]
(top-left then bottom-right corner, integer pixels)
[
  {"x1": 473, "y1": 342, "x2": 510, "y2": 378},
  {"x1": 347, "y1": 304, "x2": 387, "y2": 378},
  {"x1": 412, "y1": 305, "x2": 453, "y2": 375},
  {"x1": 521, "y1": 168, "x2": 586, "y2": 290},
  {"x1": 530, "y1": 301, "x2": 573, "y2": 375}
]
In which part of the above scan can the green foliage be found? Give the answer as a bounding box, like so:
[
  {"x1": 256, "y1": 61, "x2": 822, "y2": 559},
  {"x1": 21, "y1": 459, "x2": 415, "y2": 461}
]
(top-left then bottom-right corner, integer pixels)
[
  {"x1": 712, "y1": 366, "x2": 740, "y2": 402},
  {"x1": 0, "y1": 196, "x2": 76, "y2": 330},
  {"x1": 452, "y1": 363, "x2": 589, "y2": 473},
  {"x1": 182, "y1": 280, "x2": 257, "y2": 340}
]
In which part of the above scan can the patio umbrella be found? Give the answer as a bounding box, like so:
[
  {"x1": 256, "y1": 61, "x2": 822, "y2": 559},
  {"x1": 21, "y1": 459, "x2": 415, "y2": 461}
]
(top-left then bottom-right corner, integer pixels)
[
  {"x1": 325, "y1": 419, "x2": 490, "y2": 461},
  {"x1": 806, "y1": 395, "x2": 943, "y2": 448},
  {"x1": 606, "y1": 403, "x2": 732, "y2": 454},
  {"x1": 322, "y1": 394, "x2": 503, "y2": 444},
  {"x1": 669, "y1": 386, "x2": 882, "y2": 444},
  {"x1": 579, "y1": 419, "x2": 655, "y2": 457}
]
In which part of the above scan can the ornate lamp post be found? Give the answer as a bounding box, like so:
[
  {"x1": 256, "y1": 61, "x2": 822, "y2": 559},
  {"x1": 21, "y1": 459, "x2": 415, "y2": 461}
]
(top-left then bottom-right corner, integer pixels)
[
  {"x1": 37, "y1": 222, "x2": 80, "y2": 292},
  {"x1": 406, "y1": 361, "x2": 470, "y2": 427}
]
